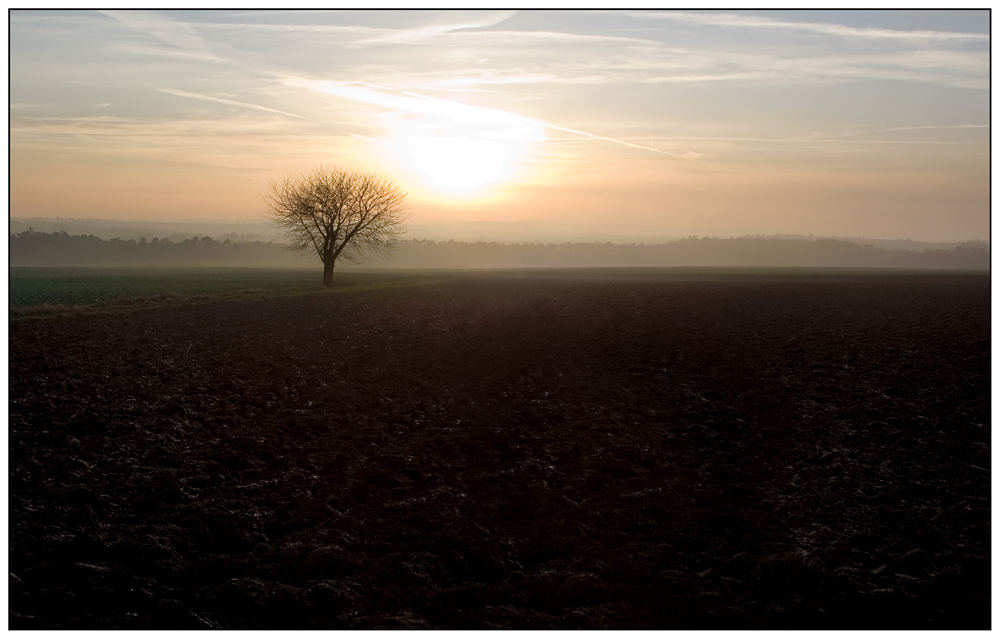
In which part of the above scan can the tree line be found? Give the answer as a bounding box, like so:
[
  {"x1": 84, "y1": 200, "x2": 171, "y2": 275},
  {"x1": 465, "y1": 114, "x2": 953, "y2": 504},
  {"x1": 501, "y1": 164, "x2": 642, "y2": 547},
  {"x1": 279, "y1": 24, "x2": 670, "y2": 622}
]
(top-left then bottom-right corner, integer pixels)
[
  {"x1": 9, "y1": 229, "x2": 988, "y2": 270},
  {"x1": 9, "y1": 231, "x2": 313, "y2": 267}
]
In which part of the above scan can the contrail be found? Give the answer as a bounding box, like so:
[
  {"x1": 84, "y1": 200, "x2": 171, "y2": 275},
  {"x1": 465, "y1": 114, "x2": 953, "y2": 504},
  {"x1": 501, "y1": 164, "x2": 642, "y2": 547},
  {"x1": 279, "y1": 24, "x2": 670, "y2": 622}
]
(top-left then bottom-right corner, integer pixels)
[
  {"x1": 387, "y1": 82, "x2": 692, "y2": 158},
  {"x1": 287, "y1": 76, "x2": 694, "y2": 160},
  {"x1": 381, "y1": 82, "x2": 695, "y2": 160},
  {"x1": 543, "y1": 122, "x2": 695, "y2": 159},
  {"x1": 159, "y1": 88, "x2": 305, "y2": 119}
]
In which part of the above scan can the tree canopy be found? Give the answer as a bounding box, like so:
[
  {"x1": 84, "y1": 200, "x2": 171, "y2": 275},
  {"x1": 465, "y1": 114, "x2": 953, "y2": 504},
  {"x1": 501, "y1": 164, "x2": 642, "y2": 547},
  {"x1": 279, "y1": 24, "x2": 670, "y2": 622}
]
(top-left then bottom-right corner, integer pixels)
[{"x1": 266, "y1": 167, "x2": 406, "y2": 286}]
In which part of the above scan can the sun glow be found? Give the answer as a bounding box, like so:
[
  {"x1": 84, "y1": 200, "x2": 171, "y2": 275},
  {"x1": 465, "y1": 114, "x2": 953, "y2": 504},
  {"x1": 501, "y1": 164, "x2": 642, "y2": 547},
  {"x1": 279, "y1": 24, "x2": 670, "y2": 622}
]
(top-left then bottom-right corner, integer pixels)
[
  {"x1": 395, "y1": 132, "x2": 521, "y2": 194},
  {"x1": 283, "y1": 78, "x2": 549, "y2": 198},
  {"x1": 381, "y1": 114, "x2": 548, "y2": 198}
]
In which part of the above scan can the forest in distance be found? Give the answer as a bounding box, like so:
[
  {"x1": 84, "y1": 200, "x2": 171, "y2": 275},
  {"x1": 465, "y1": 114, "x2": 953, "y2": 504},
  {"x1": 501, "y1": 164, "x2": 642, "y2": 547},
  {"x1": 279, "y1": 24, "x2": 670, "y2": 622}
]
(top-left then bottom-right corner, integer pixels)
[{"x1": 9, "y1": 229, "x2": 989, "y2": 270}]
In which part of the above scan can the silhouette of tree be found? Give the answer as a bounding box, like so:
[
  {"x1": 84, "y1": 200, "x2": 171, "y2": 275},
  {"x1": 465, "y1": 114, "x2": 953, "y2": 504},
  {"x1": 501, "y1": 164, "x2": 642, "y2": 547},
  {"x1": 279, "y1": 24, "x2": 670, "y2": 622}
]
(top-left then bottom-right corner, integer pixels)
[{"x1": 265, "y1": 166, "x2": 406, "y2": 286}]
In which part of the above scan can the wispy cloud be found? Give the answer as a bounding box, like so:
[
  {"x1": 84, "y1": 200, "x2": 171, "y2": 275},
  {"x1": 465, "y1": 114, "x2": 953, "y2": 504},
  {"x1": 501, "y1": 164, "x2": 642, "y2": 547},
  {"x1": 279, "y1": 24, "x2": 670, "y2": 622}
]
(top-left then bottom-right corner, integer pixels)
[
  {"x1": 116, "y1": 43, "x2": 225, "y2": 62},
  {"x1": 283, "y1": 77, "x2": 543, "y2": 138},
  {"x1": 194, "y1": 21, "x2": 383, "y2": 37},
  {"x1": 194, "y1": 20, "x2": 657, "y2": 48},
  {"x1": 323, "y1": 33, "x2": 984, "y2": 92},
  {"x1": 635, "y1": 49, "x2": 986, "y2": 90},
  {"x1": 158, "y1": 88, "x2": 304, "y2": 119},
  {"x1": 357, "y1": 11, "x2": 516, "y2": 44},
  {"x1": 10, "y1": 115, "x2": 303, "y2": 138},
  {"x1": 771, "y1": 52, "x2": 987, "y2": 89},
  {"x1": 422, "y1": 72, "x2": 612, "y2": 88},
  {"x1": 618, "y1": 11, "x2": 988, "y2": 41},
  {"x1": 449, "y1": 28, "x2": 659, "y2": 46},
  {"x1": 98, "y1": 10, "x2": 225, "y2": 63},
  {"x1": 642, "y1": 72, "x2": 769, "y2": 84},
  {"x1": 191, "y1": 12, "x2": 525, "y2": 49},
  {"x1": 9, "y1": 114, "x2": 355, "y2": 171},
  {"x1": 871, "y1": 124, "x2": 988, "y2": 133},
  {"x1": 646, "y1": 134, "x2": 984, "y2": 147},
  {"x1": 284, "y1": 76, "x2": 693, "y2": 159},
  {"x1": 16, "y1": 115, "x2": 138, "y2": 123}
]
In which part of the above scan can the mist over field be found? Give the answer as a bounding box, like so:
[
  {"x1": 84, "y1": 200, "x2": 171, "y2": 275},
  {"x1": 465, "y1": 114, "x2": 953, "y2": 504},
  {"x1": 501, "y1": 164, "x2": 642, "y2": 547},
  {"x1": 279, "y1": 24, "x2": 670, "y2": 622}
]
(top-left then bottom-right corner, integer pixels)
[
  {"x1": 9, "y1": 220, "x2": 989, "y2": 271},
  {"x1": 10, "y1": 216, "x2": 983, "y2": 250}
]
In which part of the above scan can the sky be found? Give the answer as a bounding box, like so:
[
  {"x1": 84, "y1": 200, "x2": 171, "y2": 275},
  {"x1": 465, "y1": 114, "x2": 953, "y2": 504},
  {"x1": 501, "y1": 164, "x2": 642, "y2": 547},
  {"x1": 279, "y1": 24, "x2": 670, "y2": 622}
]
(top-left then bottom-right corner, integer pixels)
[{"x1": 8, "y1": 9, "x2": 990, "y2": 242}]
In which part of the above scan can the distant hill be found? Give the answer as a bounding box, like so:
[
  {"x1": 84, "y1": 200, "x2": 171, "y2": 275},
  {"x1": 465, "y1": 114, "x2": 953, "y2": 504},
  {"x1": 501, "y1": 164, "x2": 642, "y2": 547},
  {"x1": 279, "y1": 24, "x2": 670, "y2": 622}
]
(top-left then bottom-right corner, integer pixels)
[{"x1": 9, "y1": 230, "x2": 988, "y2": 270}]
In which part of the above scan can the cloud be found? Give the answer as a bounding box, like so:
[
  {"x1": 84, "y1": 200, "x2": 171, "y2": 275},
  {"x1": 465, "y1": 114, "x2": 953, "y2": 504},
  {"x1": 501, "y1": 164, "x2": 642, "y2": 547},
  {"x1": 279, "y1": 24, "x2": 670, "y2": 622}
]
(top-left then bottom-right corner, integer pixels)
[
  {"x1": 871, "y1": 124, "x2": 988, "y2": 133},
  {"x1": 357, "y1": 11, "x2": 517, "y2": 44},
  {"x1": 769, "y1": 52, "x2": 987, "y2": 89},
  {"x1": 10, "y1": 115, "x2": 305, "y2": 138},
  {"x1": 448, "y1": 28, "x2": 659, "y2": 46},
  {"x1": 158, "y1": 88, "x2": 304, "y2": 119},
  {"x1": 635, "y1": 49, "x2": 986, "y2": 90},
  {"x1": 617, "y1": 11, "x2": 988, "y2": 41},
  {"x1": 115, "y1": 43, "x2": 225, "y2": 63},
  {"x1": 194, "y1": 19, "x2": 658, "y2": 50},
  {"x1": 191, "y1": 12, "x2": 522, "y2": 49},
  {"x1": 283, "y1": 77, "x2": 544, "y2": 138},
  {"x1": 194, "y1": 21, "x2": 383, "y2": 37},
  {"x1": 16, "y1": 115, "x2": 136, "y2": 123},
  {"x1": 326, "y1": 27, "x2": 985, "y2": 92},
  {"x1": 9, "y1": 114, "x2": 359, "y2": 172},
  {"x1": 284, "y1": 76, "x2": 694, "y2": 159},
  {"x1": 642, "y1": 71, "x2": 769, "y2": 84},
  {"x1": 98, "y1": 10, "x2": 225, "y2": 63},
  {"x1": 418, "y1": 72, "x2": 612, "y2": 88}
]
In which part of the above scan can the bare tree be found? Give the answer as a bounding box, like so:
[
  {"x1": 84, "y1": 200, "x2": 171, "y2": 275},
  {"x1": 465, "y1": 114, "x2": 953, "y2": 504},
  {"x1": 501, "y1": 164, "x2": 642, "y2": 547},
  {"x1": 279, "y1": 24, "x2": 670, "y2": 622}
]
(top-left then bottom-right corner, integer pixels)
[{"x1": 266, "y1": 167, "x2": 406, "y2": 286}]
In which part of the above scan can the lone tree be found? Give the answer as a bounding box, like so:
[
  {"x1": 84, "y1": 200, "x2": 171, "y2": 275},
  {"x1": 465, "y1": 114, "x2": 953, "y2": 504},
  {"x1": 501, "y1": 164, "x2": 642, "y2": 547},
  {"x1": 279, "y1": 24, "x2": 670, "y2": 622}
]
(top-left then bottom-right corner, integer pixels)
[{"x1": 266, "y1": 166, "x2": 406, "y2": 286}]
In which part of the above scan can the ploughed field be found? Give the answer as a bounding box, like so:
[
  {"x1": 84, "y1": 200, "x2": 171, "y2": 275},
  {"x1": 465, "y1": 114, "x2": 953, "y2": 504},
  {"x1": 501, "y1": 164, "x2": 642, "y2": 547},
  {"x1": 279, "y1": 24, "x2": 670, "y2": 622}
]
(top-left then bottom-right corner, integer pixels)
[{"x1": 9, "y1": 269, "x2": 989, "y2": 629}]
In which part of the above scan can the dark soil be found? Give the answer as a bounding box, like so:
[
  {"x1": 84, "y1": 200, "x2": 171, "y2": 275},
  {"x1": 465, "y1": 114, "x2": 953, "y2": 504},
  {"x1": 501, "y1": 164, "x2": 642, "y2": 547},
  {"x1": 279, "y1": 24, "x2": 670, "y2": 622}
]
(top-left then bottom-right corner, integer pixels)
[{"x1": 9, "y1": 270, "x2": 990, "y2": 629}]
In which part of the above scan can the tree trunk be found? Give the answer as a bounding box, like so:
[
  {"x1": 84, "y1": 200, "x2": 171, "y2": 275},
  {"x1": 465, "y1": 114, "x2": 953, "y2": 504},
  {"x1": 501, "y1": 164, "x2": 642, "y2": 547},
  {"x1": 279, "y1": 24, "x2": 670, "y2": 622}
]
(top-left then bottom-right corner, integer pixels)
[{"x1": 322, "y1": 259, "x2": 334, "y2": 287}]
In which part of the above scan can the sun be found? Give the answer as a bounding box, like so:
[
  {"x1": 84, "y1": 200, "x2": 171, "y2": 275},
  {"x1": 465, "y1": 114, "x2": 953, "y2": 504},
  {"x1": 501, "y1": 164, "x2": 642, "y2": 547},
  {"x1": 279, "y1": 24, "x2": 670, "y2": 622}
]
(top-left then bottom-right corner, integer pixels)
[
  {"x1": 378, "y1": 108, "x2": 547, "y2": 199},
  {"x1": 396, "y1": 132, "x2": 518, "y2": 195}
]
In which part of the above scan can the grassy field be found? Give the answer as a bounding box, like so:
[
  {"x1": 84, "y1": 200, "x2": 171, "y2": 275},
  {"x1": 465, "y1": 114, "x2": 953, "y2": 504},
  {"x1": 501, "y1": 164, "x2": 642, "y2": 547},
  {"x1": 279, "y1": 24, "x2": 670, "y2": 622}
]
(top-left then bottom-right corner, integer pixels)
[{"x1": 11, "y1": 265, "x2": 979, "y2": 310}]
